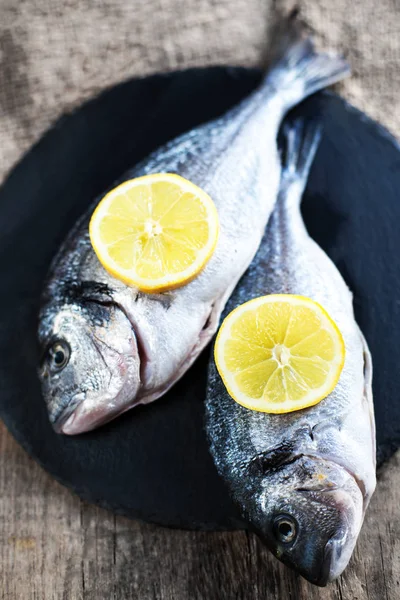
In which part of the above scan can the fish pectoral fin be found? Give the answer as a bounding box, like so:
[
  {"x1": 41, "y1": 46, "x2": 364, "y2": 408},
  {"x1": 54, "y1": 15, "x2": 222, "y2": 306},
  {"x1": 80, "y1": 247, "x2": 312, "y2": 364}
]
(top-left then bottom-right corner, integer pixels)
[
  {"x1": 359, "y1": 329, "x2": 376, "y2": 462},
  {"x1": 360, "y1": 331, "x2": 373, "y2": 391},
  {"x1": 197, "y1": 296, "x2": 227, "y2": 350}
]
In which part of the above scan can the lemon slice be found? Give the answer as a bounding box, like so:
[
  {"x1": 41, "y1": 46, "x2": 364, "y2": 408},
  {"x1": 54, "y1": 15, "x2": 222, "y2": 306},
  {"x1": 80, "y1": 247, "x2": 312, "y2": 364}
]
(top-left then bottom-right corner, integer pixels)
[
  {"x1": 89, "y1": 173, "x2": 219, "y2": 293},
  {"x1": 214, "y1": 294, "x2": 345, "y2": 413}
]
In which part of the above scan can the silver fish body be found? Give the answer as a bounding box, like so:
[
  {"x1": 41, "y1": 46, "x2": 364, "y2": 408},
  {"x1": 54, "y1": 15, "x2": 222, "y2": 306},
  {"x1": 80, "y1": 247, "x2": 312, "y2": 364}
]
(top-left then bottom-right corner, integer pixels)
[
  {"x1": 38, "y1": 29, "x2": 349, "y2": 435},
  {"x1": 205, "y1": 122, "x2": 376, "y2": 586}
]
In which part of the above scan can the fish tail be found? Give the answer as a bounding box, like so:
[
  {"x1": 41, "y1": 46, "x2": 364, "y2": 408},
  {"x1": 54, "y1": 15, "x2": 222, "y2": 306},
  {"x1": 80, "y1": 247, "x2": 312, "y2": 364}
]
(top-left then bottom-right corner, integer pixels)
[
  {"x1": 280, "y1": 118, "x2": 322, "y2": 197},
  {"x1": 265, "y1": 16, "x2": 350, "y2": 110}
]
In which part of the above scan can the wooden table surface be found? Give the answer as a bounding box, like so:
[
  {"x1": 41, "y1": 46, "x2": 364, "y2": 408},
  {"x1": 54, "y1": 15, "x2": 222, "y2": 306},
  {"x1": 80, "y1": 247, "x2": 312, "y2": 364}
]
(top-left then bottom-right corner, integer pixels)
[
  {"x1": 1, "y1": 422, "x2": 399, "y2": 599},
  {"x1": 1, "y1": 1, "x2": 400, "y2": 598}
]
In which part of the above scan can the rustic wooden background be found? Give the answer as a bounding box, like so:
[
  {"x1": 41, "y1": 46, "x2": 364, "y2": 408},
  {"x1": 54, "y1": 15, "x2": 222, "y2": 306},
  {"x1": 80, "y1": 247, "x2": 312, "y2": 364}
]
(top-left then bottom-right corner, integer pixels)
[{"x1": 1, "y1": 1, "x2": 400, "y2": 598}]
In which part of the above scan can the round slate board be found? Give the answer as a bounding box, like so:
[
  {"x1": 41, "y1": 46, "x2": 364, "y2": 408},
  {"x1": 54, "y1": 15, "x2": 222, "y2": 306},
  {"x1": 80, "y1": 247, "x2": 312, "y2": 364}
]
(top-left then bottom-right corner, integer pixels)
[{"x1": 0, "y1": 67, "x2": 399, "y2": 531}]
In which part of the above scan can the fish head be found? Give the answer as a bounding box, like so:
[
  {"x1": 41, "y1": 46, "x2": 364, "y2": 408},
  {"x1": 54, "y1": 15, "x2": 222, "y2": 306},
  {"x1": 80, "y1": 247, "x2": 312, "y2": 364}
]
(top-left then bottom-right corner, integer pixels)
[
  {"x1": 244, "y1": 454, "x2": 364, "y2": 586},
  {"x1": 38, "y1": 301, "x2": 140, "y2": 435}
]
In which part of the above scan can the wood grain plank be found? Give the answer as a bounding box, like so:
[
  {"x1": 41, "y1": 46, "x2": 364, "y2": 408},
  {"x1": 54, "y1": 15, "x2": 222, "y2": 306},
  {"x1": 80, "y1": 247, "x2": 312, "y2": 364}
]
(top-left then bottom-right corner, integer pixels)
[{"x1": 1, "y1": 421, "x2": 399, "y2": 599}]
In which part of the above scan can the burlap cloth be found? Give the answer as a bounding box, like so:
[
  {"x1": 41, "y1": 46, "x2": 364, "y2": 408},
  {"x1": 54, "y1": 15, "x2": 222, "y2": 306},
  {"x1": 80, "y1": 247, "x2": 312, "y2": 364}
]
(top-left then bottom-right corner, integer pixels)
[{"x1": 1, "y1": 0, "x2": 399, "y2": 184}]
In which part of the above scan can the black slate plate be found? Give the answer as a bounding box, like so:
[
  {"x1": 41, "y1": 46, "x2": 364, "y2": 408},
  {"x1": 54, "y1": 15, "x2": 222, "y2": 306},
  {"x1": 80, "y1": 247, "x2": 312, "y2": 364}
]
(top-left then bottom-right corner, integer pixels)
[{"x1": 0, "y1": 67, "x2": 399, "y2": 530}]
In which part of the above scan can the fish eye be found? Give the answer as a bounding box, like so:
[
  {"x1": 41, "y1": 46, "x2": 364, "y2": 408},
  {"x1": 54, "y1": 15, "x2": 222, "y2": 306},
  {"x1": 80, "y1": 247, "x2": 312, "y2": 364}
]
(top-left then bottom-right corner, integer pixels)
[
  {"x1": 47, "y1": 340, "x2": 70, "y2": 372},
  {"x1": 273, "y1": 514, "x2": 298, "y2": 545}
]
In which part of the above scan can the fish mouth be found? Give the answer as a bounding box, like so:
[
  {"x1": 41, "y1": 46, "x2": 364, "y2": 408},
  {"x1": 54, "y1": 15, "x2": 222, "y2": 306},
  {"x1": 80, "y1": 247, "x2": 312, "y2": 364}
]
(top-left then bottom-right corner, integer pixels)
[
  {"x1": 54, "y1": 309, "x2": 146, "y2": 436},
  {"x1": 51, "y1": 394, "x2": 84, "y2": 433},
  {"x1": 278, "y1": 529, "x2": 348, "y2": 587},
  {"x1": 57, "y1": 344, "x2": 138, "y2": 435},
  {"x1": 280, "y1": 527, "x2": 348, "y2": 587},
  {"x1": 318, "y1": 530, "x2": 348, "y2": 586},
  {"x1": 297, "y1": 460, "x2": 363, "y2": 586},
  {"x1": 296, "y1": 455, "x2": 366, "y2": 587},
  {"x1": 285, "y1": 497, "x2": 359, "y2": 587}
]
